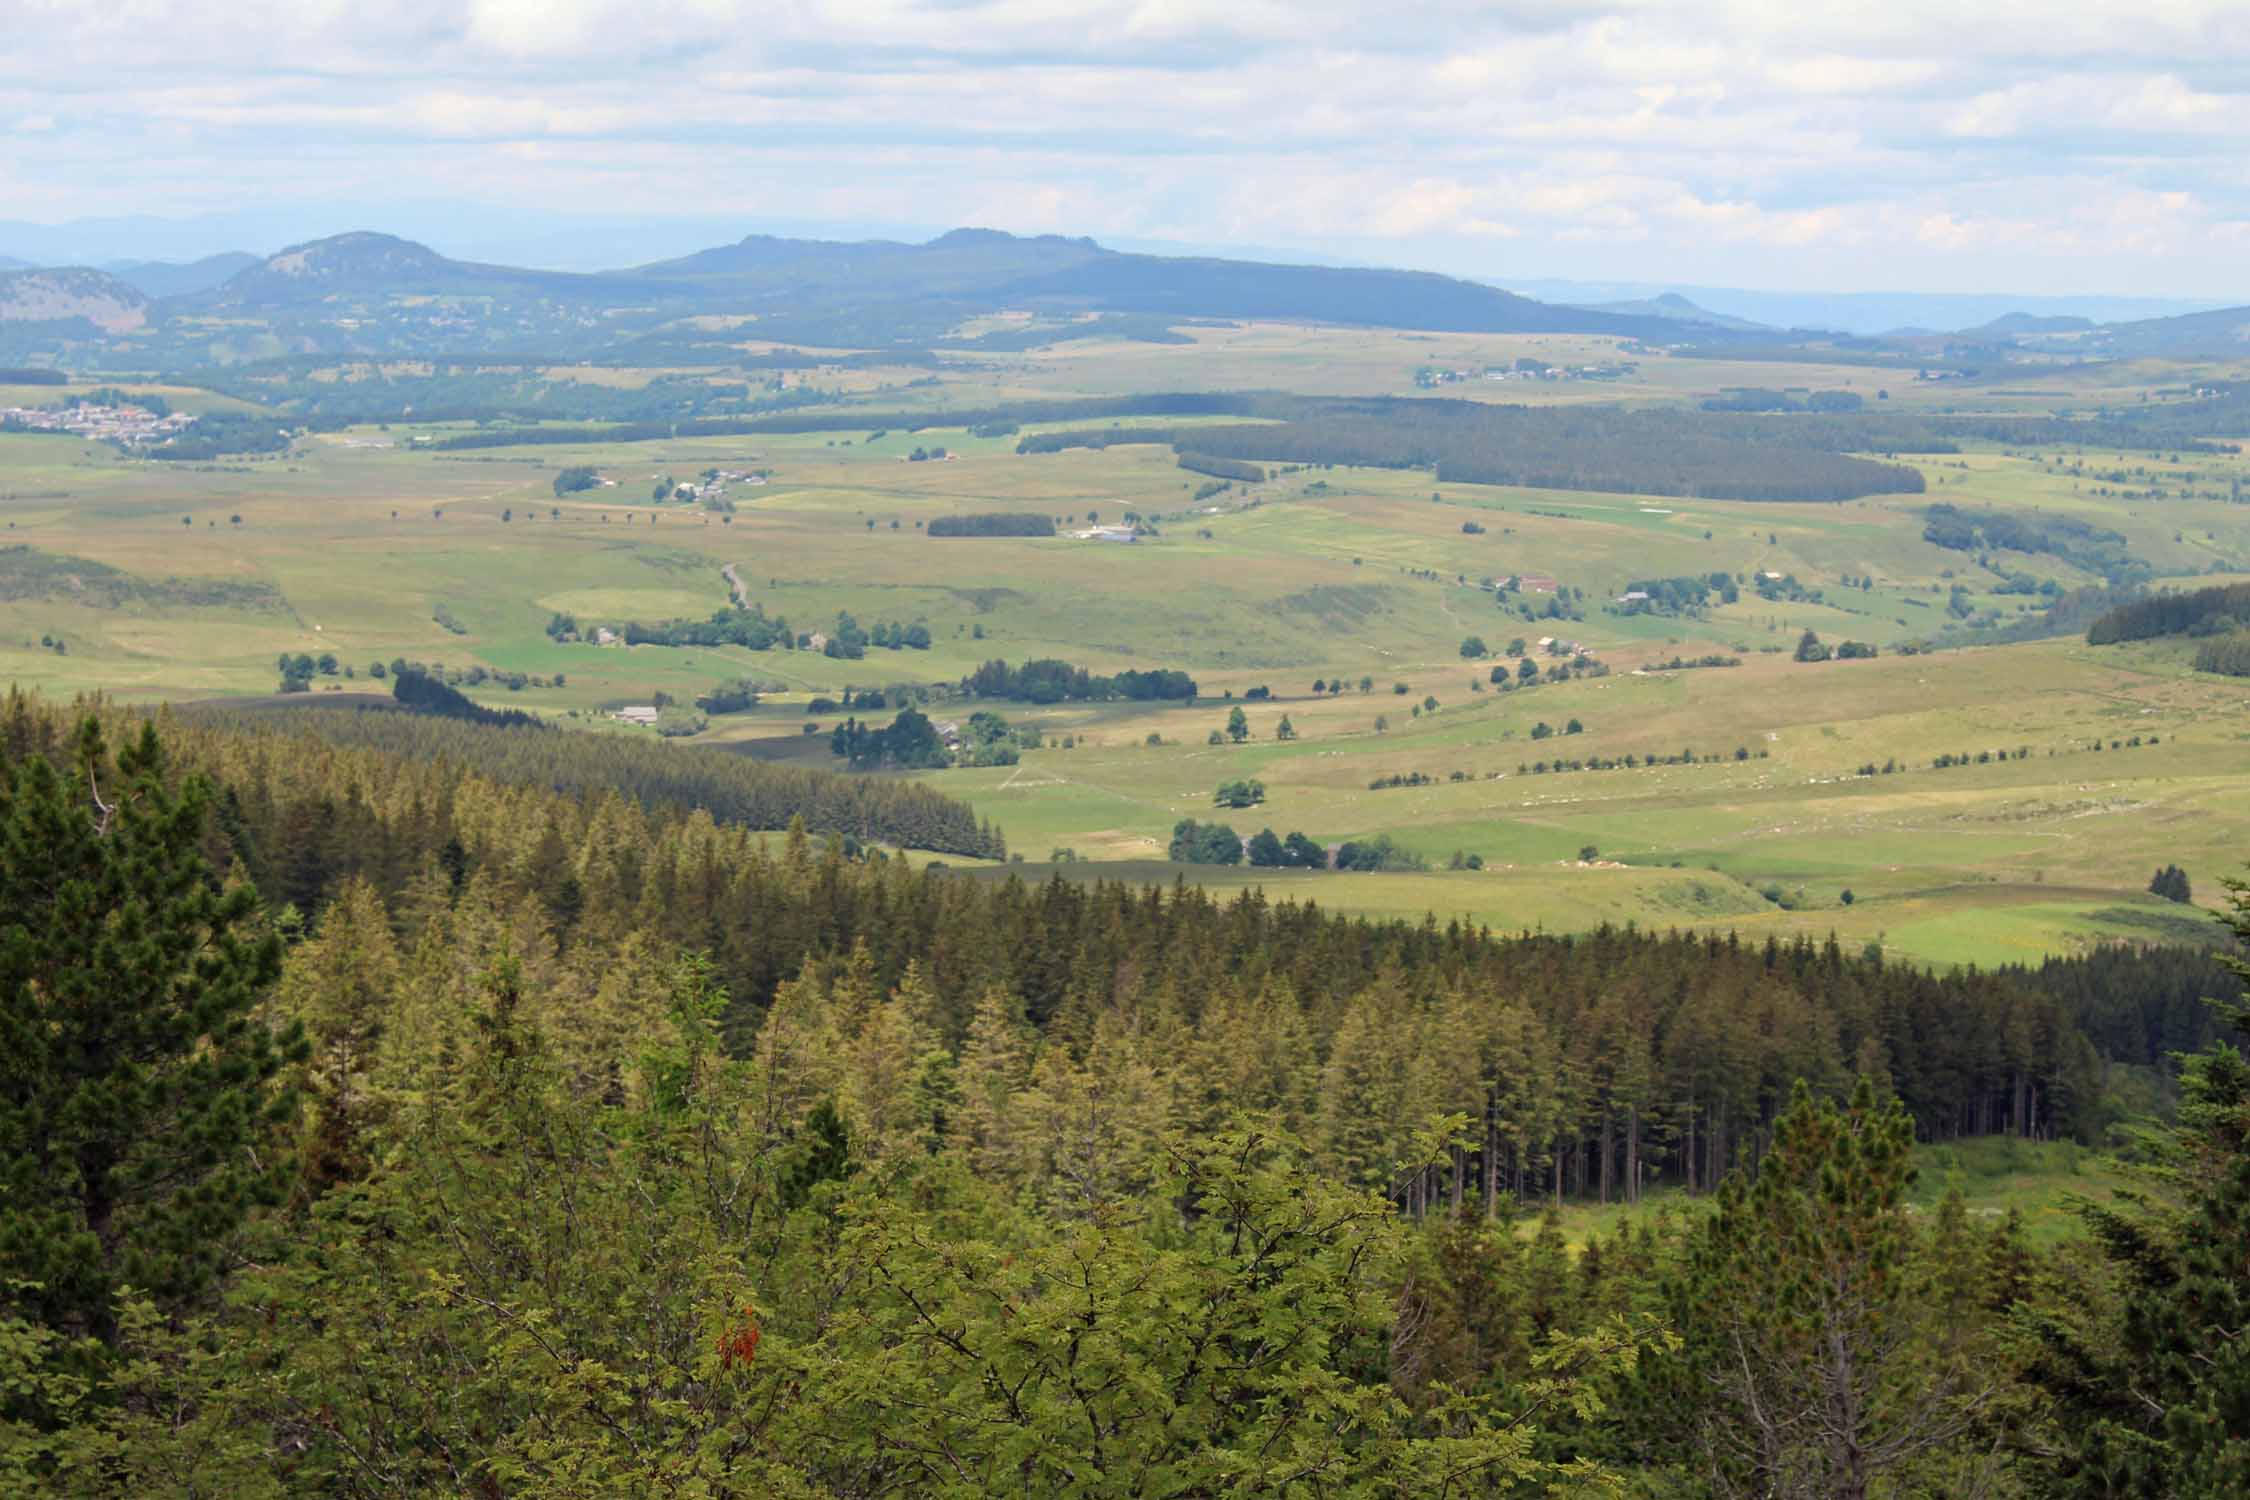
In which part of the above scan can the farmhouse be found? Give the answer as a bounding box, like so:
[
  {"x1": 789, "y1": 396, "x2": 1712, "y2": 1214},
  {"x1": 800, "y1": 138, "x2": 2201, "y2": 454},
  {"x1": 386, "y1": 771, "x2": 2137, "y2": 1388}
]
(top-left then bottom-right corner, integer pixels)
[{"x1": 612, "y1": 705, "x2": 660, "y2": 726}]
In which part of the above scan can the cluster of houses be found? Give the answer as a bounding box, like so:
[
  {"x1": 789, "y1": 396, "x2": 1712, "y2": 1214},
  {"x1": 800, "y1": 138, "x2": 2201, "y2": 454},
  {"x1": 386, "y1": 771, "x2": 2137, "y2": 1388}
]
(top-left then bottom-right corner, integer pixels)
[
  {"x1": 0, "y1": 401, "x2": 193, "y2": 445},
  {"x1": 670, "y1": 467, "x2": 768, "y2": 505},
  {"x1": 1416, "y1": 361, "x2": 1634, "y2": 388},
  {"x1": 1072, "y1": 525, "x2": 1139, "y2": 543}
]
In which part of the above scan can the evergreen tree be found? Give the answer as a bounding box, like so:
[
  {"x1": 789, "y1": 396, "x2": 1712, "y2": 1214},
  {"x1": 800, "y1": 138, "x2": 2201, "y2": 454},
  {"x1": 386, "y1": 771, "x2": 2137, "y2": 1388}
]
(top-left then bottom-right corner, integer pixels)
[
  {"x1": 1669, "y1": 1078, "x2": 1988, "y2": 1500},
  {"x1": 2025, "y1": 873, "x2": 2250, "y2": 1496},
  {"x1": 0, "y1": 719, "x2": 303, "y2": 1344}
]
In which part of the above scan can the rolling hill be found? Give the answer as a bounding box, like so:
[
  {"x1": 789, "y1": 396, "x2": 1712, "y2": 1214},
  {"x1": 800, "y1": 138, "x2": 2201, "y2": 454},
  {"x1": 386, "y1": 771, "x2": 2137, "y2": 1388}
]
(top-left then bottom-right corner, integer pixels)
[
  {"x1": 2071, "y1": 303, "x2": 2250, "y2": 358},
  {"x1": 182, "y1": 231, "x2": 661, "y2": 310},
  {"x1": 0, "y1": 267, "x2": 150, "y2": 332}
]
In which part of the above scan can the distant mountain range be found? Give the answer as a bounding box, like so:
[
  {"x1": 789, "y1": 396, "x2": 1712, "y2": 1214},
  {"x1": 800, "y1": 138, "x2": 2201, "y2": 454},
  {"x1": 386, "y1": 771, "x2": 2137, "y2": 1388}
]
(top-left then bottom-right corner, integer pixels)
[
  {"x1": 165, "y1": 226, "x2": 1688, "y2": 341},
  {"x1": 3, "y1": 225, "x2": 2248, "y2": 369}
]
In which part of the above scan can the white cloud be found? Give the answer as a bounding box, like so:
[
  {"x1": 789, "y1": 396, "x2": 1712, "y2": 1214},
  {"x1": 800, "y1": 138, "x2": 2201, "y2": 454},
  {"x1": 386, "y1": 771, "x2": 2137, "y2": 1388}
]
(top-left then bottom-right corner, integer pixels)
[{"x1": 2, "y1": 0, "x2": 2248, "y2": 293}]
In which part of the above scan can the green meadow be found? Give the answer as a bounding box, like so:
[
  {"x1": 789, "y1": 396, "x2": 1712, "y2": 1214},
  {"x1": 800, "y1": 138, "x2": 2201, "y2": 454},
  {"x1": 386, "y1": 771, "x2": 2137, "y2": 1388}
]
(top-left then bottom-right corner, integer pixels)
[{"x1": 4, "y1": 330, "x2": 2249, "y2": 968}]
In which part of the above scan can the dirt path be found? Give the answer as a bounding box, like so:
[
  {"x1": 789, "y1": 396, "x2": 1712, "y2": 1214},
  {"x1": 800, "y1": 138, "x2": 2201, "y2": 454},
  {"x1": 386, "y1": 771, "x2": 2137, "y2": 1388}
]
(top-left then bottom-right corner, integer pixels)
[{"x1": 721, "y1": 562, "x2": 750, "y2": 608}]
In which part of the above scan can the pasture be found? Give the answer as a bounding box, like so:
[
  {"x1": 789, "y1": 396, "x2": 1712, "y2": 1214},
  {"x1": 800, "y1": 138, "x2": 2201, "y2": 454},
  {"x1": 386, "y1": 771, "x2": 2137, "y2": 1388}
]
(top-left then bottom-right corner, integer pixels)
[{"x1": 3, "y1": 327, "x2": 2248, "y2": 967}]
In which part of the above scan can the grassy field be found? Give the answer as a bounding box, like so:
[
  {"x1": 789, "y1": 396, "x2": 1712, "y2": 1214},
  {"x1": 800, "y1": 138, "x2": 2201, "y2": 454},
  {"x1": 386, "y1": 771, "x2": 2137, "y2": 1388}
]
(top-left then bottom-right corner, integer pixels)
[
  {"x1": 1529, "y1": 1137, "x2": 2140, "y2": 1251},
  {"x1": 4, "y1": 327, "x2": 2248, "y2": 967}
]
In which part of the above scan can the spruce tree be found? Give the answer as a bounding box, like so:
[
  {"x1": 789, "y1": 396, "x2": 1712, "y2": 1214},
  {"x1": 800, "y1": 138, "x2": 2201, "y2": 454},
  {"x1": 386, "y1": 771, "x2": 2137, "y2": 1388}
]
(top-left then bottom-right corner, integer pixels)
[{"x1": 0, "y1": 718, "x2": 302, "y2": 1344}]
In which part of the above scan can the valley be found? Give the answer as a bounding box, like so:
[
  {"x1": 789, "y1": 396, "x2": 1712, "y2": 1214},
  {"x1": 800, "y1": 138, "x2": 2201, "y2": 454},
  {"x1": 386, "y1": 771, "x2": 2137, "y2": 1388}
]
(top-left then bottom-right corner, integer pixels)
[{"x1": 4, "y1": 317, "x2": 2246, "y2": 969}]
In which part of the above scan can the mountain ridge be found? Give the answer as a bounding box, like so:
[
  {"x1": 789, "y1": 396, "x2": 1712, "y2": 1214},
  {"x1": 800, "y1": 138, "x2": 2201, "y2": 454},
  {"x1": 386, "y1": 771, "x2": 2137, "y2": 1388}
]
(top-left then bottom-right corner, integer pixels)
[{"x1": 174, "y1": 226, "x2": 1691, "y2": 342}]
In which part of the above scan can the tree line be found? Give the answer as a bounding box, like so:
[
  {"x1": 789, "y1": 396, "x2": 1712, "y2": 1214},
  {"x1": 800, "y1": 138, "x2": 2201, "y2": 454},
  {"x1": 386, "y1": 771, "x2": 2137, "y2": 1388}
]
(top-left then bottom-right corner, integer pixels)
[
  {"x1": 927, "y1": 512, "x2": 1056, "y2": 537},
  {"x1": 1026, "y1": 396, "x2": 1933, "y2": 502},
  {"x1": 960, "y1": 657, "x2": 1198, "y2": 703},
  {"x1": 171, "y1": 695, "x2": 1004, "y2": 859},
  {"x1": 2086, "y1": 581, "x2": 2250, "y2": 644}
]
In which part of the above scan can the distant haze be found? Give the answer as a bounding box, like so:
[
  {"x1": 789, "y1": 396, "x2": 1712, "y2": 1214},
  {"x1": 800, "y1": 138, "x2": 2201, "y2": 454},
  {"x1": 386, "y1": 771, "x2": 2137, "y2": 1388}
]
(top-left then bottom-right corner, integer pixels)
[{"x1": 1500, "y1": 280, "x2": 2232, "y2": 338}]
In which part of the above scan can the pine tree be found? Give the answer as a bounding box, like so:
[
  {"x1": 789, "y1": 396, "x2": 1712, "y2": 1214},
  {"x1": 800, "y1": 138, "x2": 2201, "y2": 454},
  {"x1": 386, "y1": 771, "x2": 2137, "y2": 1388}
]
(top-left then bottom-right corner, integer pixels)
[
  {"x1": 2026, "y1": 873, "x2": 2250, "y2": 1495},
  {"x1": 0, "y1": 719, "x2": 303, "y2": 1344},
  {"x1": 1673, "y1": 1078, "x2": 1987, "y2": 1500}
]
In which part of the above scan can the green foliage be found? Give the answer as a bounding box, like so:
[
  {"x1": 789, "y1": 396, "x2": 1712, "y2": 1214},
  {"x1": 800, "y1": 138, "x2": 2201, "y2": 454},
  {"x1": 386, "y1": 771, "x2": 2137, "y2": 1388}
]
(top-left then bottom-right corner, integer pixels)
[
  {"x1": 1333, "y1": 835, "x2": 1427, "y2": 872},
  {"x1": 1662, "y1": 1080, "x2": 1998, "y2": 1499},
  {"x1": 189, "y1": 696, "x2": 1003, "y2": 856},
  {"x1": 1168, "y1": 817, "x2": 1243, "y2": 865},
  {"x1": 2022, "y1": 882, "x2": 2250, "y2": 1497},
  {"x1": 2192, "y1": 630, "x2": 2250, "y2": 677},
  {"x1": 831, "y1": 705, "x2": 954, "y2": 771},
  {"x1": 0, "y1": 718, "x2": 302, "y2": 1344},
  {"x1": 552, "y1": 463, "x2": 602, "y2": 496},
  {"x1": 927, "y1": 512, "x2": 1056, "y2": 538},
  {"x1": 0, "y1": 698, "x2": 2218, "y2": 1494},
  {"x1": 2088, "y1": 581, "x2": 2250, "y2": 645},
  {"x1": 793, "y1": 1125, "x2": 1649, "y2": 1497},
  {"x1": 1923, "y1": 502, "x2": 2142, "y2": 584},
  {"x1": 145, "y1": 411, "x2": 289, "y2": 461},
  {"x1": 1176, "y1": 450, "x2": 1263, "y2": 483},
  {"x1": 962, "y1": 659, "x2": 1196, "y2": 704},
  {"x1": 1214, "y1": 777, "x2": 1265, "y2": 809}
]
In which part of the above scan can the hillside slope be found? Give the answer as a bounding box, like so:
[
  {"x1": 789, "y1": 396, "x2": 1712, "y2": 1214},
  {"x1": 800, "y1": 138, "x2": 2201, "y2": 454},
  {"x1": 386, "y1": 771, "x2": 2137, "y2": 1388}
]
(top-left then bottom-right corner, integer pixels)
[{"x1": 0, "y1": 267, "x2": 150, "y2": 331}]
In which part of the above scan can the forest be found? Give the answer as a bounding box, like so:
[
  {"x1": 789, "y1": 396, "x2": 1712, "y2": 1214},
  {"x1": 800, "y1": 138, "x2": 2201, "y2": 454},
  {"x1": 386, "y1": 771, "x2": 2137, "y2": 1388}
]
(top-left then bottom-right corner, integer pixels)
[
  {"x1": 1024, "y1": 399, "x2": 1935, "y2": 502},
  {"x1": 927, "y1": 512, "x2": 1057, "y2": 537},
  {"x1": 3, "y1": 687, "x2": 2248, "y2": 1495},
  {"x1": 959, "y1": 658, "x2": 1199, "y2": 703},
  {"x1": 2086, "y1": 580, "x2": 2250, "y2": 644},
  {"x1": 146, "y1": 410, "x2": 296, "y2": 460},
  {"x1": 1922, "y1": 503, "x2": 2142, "y2": 583},
  {"x1": 2193, "y1": 631, "x2": 2250, "y2": 676}
]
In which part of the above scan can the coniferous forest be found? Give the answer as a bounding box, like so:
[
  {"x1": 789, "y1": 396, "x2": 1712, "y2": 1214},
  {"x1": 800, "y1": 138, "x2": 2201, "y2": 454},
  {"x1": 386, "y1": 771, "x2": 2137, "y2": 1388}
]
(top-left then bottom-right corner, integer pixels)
[{"x1": 3, "y1": 687, "x2": 2249, "y2": 1496}]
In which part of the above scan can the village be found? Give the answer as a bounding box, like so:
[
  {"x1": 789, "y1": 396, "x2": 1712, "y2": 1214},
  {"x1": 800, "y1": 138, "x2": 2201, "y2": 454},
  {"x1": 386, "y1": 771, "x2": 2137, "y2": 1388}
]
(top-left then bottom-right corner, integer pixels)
[{"x1": 0, "y1": 398, "x2": 194, "y2": 446}]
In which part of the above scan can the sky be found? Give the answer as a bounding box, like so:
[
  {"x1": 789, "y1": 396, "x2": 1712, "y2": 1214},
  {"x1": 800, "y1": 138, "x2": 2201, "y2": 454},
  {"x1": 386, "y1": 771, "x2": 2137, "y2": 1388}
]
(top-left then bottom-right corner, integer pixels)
[{"x1": 6, "y1": 0, "x2": 2250, "y2": 296}]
